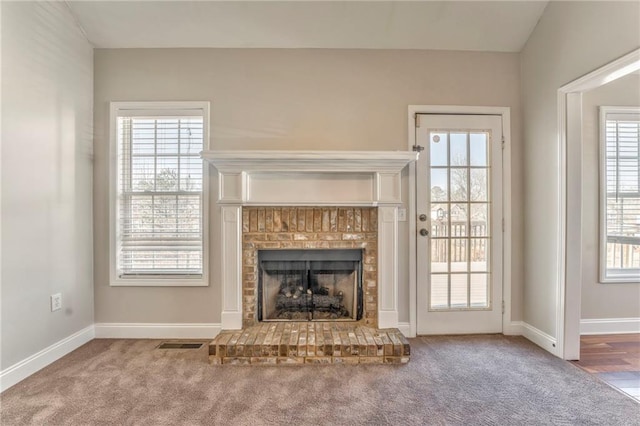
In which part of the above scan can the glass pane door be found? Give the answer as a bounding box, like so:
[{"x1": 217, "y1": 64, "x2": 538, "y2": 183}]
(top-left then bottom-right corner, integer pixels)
[{"x1": 429, "y1": 130, "x2": 491, "y2": 310}]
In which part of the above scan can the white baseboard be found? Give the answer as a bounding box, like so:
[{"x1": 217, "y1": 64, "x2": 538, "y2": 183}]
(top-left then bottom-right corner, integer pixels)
[
  {"x1": 398, "y1": 322, "x2": 412, "y2": 337},
  {"x1": 521, "y1": 322, "x2": 558, "y2": 355},
  {"x1": 94, "y1": 323, "x2": 222, "y2": 339},
  {"x1": 0, "y1": 325, "x2": 95, "y2": 393},
  {"x1": 580, "y1": 317, "x2": 640, "y2": 335},
  {"x1": 503, "y1": 321, "x2": 524, "y2": 335}
]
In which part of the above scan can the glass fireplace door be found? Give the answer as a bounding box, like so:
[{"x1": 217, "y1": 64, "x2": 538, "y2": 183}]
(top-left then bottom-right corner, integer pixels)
[{"x1": 258, "y1": 249, "x2": 363, "y2": 322}]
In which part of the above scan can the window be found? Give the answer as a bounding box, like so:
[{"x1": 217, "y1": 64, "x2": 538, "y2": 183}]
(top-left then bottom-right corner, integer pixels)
[
  {"x1": 110, "y1": 102, "x2": 209, "y2": 286},
  {"x1": 600, "y1": 107, "x2": 640, "y2": 283}
]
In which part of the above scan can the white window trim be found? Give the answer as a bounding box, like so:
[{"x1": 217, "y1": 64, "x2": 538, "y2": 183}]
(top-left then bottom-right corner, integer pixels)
[
  {"x1": 109, "y1": 101, "x2": 210, "y2": 287},
  {"x1": 599, "y1": 105, "x2": 640, "y2": 284}
]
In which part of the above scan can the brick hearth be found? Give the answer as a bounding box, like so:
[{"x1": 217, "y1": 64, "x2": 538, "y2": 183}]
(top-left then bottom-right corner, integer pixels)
[{"x1": 209, "y1": 323, "x2": 410, "y2": 365}]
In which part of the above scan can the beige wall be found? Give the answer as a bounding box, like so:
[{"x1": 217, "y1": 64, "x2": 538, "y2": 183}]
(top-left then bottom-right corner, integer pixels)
[
  {"x1": 581, "y1": 73, "x2": 640, "y2": 320},
  {"x1": 93, "y1": 48, "x2": 523, "y2": 325},
  {"x1": 1, "y1": 2, "x2": 94, "y2": 369},
  {"x1": 521, "y1": 1, "x2": 640, "y2": 336}
]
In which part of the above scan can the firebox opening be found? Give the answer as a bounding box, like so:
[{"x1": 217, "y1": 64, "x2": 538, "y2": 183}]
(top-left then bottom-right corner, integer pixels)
[{"x1": 257, "y1": 249, "x2": 363, "y2": 322}]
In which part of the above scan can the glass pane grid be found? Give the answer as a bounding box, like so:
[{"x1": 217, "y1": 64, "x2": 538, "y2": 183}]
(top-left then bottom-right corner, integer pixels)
[
  {"x1": 604, "y1": 117, "x2": 640, "y2": 276},
  {"x1": 118, "y1": 116, "x2": 204, "y2": 275},
  {"x1": 428, "y1": 129, "x2": 492, "y2": 311}
]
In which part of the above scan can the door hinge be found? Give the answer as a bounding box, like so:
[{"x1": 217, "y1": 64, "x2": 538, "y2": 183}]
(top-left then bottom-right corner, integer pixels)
[
  {"x1": 415, "y1": 113, "x2": 420, "y2": 128},
  {"x1": 413, "y1": 144, "x2": 425, "y2": 152},
  {"x1": 502, "y1": 218, "x2": 505, "y2": 232},
  {"x1": 501, "y1": 136, "x2": 505, "y2": 150},
  {"x1": 502, "y1": 300, "x2": 505, "y2": 314}
]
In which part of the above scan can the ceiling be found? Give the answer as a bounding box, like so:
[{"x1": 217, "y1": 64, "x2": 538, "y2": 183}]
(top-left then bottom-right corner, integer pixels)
[{"x1": 66, "y1": 1, "x2": 549, "y2": 52}]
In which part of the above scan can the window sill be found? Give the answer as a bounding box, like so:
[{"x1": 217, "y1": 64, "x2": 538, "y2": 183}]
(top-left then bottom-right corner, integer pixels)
[
  {"x1": 600, "y1": 277, "x2": 640, "y2": 285},
  {"x1": 110, "y1": 276, "x2": 208, "y2": 287}
]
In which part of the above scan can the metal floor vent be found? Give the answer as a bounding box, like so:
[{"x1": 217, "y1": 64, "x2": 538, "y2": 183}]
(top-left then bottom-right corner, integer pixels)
[{"x1": 157, "y1": 342, "x2": 204, "y2": 350}]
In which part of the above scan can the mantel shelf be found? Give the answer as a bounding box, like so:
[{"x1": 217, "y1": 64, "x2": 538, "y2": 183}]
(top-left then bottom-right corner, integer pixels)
[{"x1": 201, "y1": 150, "x2": 418, "y2": 173}]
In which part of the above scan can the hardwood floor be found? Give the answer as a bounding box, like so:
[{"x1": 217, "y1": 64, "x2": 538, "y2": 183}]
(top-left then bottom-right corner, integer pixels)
[{"x1": 573, "y1": 334, "x2": 640, "y2": 402}]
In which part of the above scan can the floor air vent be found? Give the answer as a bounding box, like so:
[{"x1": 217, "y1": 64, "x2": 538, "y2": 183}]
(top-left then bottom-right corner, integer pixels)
[{"x1": 157, "y1": 342, "x2": 204, "y2": 350}]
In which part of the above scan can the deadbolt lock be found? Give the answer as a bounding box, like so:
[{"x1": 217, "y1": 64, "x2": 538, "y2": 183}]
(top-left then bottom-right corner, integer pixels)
[{"x1": 419, "y1": 214, "x2": 427, "y2": 222}]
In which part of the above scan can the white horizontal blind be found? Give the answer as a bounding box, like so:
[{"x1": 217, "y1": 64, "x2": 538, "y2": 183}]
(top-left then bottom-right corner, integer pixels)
[
  {"x1": 603, "y1": 110, "x2": 640, "y2": 279},
  {"x1": 117, "y1": 114, "x2": 204, "y2": 277}
]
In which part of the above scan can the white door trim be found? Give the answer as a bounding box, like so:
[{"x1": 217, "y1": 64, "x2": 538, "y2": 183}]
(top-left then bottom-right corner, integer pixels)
[
  {"x1": 557, "y1": 48, "x2": 640, "y2": 360},
  {"x1": 407, "y1": 105, "x2": 512, "y2": 337}
]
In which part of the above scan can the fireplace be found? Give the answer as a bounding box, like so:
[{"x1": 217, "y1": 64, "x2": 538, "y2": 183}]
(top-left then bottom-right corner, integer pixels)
[
  {"x1": 204, "y1": 151, "x2": 417, "y2": 364},
  {"x1": 202, "y1": 150, "x2": 418, "y2": 332},
  {"x1": 258, "y1": 249, "x2": 363, "y2": 322}
]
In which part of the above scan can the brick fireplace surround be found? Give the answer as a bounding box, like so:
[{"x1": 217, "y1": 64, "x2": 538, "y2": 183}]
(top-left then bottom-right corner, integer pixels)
[
  {"x1": 242, "y1": 206, "x2": 378, "y2": 327},
  {"x1": 202, "y1": 151, "x2": 417, "y2": 364}
]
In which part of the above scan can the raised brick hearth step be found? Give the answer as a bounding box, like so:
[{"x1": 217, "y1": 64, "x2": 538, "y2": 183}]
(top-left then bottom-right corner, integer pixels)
[{"x1": 209, "y1": 323, "x2": 410, "y2": 365}]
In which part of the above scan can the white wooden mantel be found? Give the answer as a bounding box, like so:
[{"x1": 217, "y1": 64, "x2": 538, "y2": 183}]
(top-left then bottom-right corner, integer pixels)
[
  {"x1": 201, "y1": 150, "x2": 418, "y2": 330},
  {"x1": 202, "y1": 150, "x2": 417, "y2": 205}
]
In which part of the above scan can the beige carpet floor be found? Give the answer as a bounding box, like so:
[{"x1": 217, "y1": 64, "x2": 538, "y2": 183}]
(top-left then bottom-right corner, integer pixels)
[{"x1": 1, "y1": 335, "x2": 638, "y2": 425}]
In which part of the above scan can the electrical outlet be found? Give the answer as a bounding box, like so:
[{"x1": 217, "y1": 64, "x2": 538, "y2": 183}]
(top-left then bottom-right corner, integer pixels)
[
  {"x1": 51, "y1": 293, "x2": 62, "y2": 312},
  {"x1": 398, "y1": 208, "x2": 407, "y2": 222}
]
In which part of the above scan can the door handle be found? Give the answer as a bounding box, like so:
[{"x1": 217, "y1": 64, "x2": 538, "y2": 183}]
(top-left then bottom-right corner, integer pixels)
[{"x1": 419, "y1": 228, "x2": 429, "y2": 237}]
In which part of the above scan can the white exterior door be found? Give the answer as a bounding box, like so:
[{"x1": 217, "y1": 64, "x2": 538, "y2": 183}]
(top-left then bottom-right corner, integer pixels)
[{"x1": 416, "y1": 114, "x2": 503, "y2": 334}]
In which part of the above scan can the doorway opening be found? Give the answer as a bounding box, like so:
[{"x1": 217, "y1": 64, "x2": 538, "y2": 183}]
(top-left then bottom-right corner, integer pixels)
[{"x1": 559, "y1": 48, "x2": 640, "y2": 360}]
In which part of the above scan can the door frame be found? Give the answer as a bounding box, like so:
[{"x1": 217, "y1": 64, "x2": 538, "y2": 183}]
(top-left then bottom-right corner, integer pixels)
[
  {"x1": 407, "y1": 105, "x2": 513, "y2": 337},
  {"x1": 558, "y1": 48, "x2": 640, "y2": 360}
]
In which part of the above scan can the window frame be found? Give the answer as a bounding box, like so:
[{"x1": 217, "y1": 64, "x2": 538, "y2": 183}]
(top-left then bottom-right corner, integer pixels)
[
  {"x1": 599, "y1": 105, "x2": 640, "y2": 284},
  {"x1": 109, "y1": 101, "x2": 210, "y2": 287}
]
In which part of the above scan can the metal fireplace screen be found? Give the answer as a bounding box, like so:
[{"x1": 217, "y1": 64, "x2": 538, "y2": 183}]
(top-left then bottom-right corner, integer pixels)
[{"x1": 257, "y1": 249, "x2": 363, "y2": 322}]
